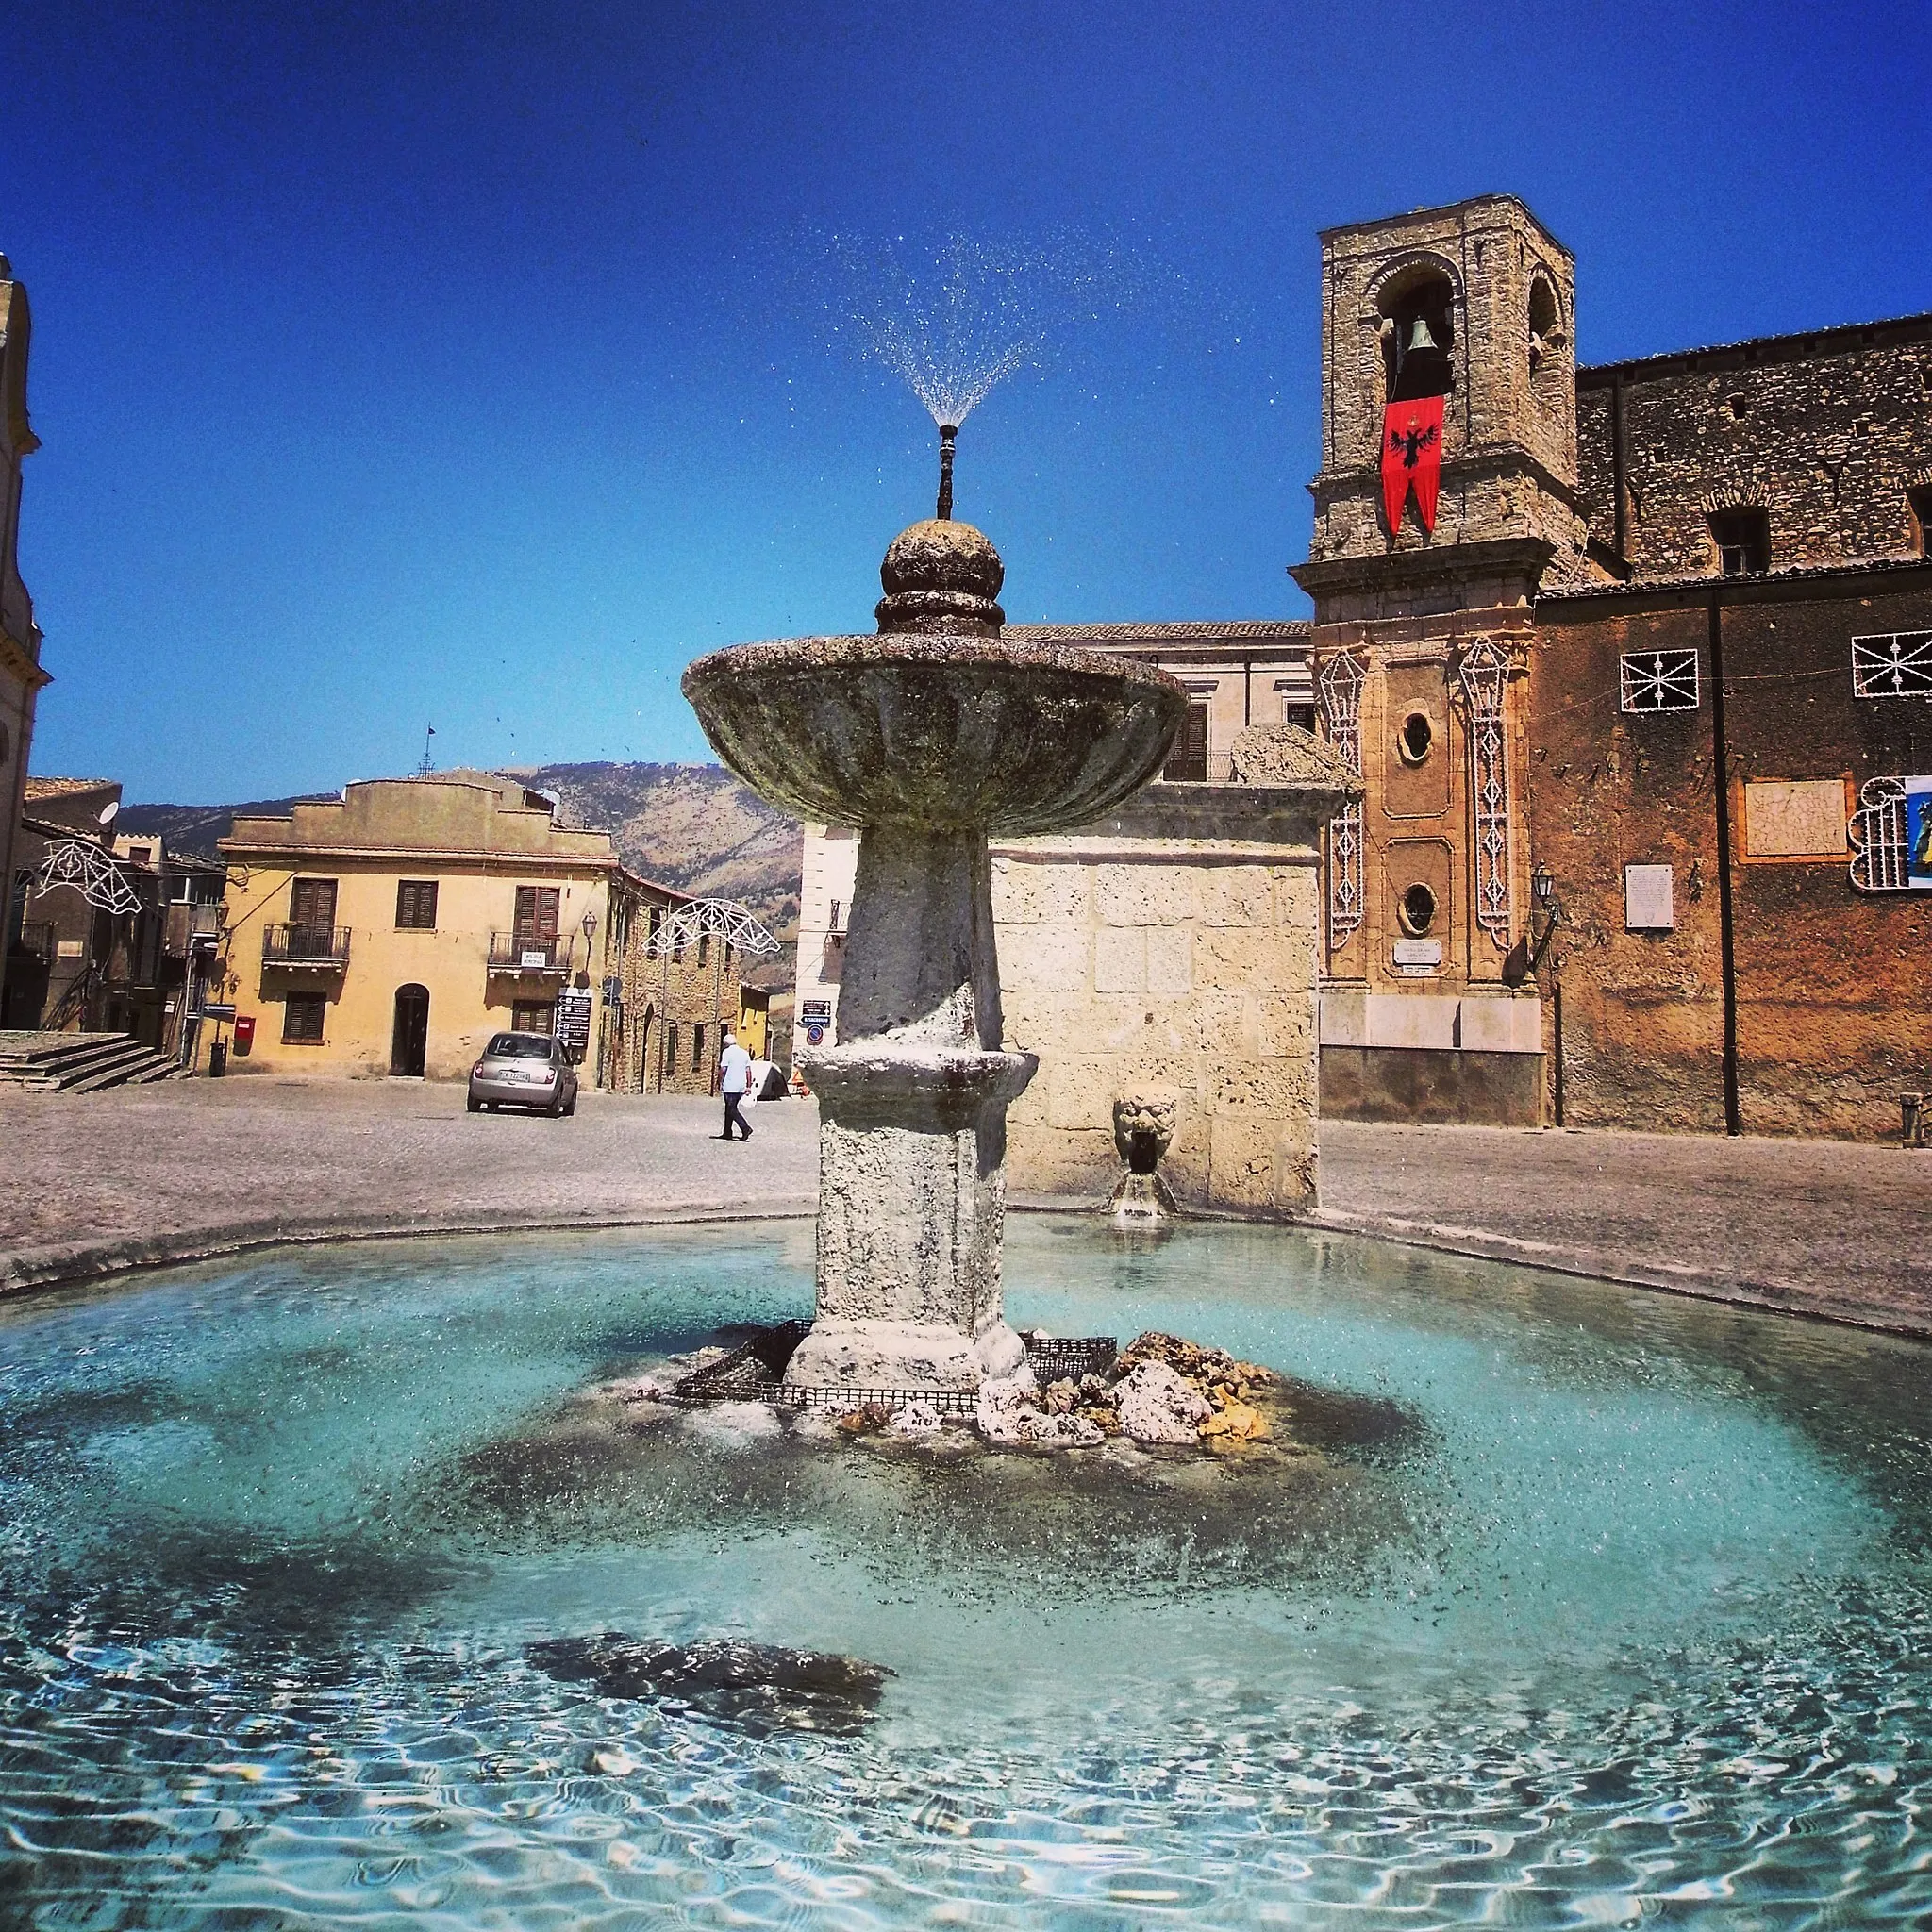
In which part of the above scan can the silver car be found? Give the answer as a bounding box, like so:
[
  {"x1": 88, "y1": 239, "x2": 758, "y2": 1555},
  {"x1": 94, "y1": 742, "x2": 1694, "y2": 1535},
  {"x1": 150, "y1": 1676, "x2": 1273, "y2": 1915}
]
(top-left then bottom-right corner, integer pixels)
[{"x1": 468, "y1": 1031, "x2": 579, "y2": 1116}]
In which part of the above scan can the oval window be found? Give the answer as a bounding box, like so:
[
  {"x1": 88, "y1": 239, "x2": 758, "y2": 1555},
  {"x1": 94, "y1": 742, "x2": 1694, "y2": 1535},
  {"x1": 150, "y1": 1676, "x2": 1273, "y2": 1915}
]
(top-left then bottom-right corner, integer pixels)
[
  {"x1": 1399, "y1": 883, "x2": 1437, "y2": 936},
  {"x1": 1398, "y1": 711, "x2": 1434, "y2": 764}
]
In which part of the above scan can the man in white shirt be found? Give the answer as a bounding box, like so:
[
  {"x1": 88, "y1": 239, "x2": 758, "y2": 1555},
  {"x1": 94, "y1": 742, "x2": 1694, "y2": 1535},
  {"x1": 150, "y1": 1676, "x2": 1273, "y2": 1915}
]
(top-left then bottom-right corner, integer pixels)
[{"x1": 717, "y1": 1031, "x2": 754, "y2": 1141}]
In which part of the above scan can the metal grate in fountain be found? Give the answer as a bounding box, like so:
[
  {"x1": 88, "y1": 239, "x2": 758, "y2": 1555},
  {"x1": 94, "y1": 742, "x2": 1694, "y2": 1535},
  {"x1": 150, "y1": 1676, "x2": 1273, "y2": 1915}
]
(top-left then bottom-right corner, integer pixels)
[
  {"x1": 667, "y1": 1326, "x2": 1119, "y2": 1414},
  {"x1": 1024, "y1": 1335, "x2": 1118, "y2": 1384}
]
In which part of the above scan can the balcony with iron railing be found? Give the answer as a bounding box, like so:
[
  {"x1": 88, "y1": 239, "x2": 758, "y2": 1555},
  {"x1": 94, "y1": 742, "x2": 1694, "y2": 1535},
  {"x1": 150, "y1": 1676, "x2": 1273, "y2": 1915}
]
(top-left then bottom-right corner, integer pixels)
[
  {"x1": 1158, "y1": 750, "x2": 1236, "y2": 785},
  {"x1": 487, "y1": 932, "x2": 575, "y2": 976},
  {"x1": 262, "y1": 924, "x2": 352, "y2": 968},
  {"x1": 9, "y1": 920, "x2": 56, "y2": 961}
]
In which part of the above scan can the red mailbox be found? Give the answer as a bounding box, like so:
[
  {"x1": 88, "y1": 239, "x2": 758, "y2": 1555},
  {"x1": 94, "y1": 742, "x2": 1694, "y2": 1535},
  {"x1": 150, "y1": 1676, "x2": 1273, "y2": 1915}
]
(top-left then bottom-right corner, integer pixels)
[{"x1": 233, "y1": 1014, "x2": 257, "y2": 1055}]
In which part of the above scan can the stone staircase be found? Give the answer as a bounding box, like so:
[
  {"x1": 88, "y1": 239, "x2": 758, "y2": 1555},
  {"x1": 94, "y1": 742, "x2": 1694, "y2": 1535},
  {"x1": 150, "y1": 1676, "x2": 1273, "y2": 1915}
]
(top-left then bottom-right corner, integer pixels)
[{"x1": 0, "y1": 1031, "x2": 185, "y2": 1093}]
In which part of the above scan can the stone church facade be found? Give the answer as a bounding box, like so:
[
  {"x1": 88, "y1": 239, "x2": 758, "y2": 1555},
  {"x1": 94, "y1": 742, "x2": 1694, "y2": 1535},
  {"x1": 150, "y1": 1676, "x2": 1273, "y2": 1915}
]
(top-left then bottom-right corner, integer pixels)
[{"x1": 796, "y1": 192, "x2": 1932, "y2": 1155}]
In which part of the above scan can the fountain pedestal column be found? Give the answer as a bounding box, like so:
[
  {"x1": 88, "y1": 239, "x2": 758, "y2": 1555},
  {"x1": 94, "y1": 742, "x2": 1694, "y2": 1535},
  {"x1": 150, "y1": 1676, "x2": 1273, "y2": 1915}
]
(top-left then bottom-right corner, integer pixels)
[{"x1": 788, "y1": 821, "x2": 1034, "y2": 1390}]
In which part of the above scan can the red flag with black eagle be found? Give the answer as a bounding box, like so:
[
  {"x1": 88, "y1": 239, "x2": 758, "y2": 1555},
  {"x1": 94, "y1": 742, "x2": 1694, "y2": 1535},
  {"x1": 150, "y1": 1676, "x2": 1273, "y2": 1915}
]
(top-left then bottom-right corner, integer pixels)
[{"x1": 1382, "y1": 394, "x2": 1444, "y2": 534}]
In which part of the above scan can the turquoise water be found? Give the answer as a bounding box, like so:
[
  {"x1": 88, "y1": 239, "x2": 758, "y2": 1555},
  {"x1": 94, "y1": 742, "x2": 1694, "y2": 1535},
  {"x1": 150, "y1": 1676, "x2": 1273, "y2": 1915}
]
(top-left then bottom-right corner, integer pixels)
[{"x1": 1, "y1": 1217, "x2": 1928, "y2": 1928}]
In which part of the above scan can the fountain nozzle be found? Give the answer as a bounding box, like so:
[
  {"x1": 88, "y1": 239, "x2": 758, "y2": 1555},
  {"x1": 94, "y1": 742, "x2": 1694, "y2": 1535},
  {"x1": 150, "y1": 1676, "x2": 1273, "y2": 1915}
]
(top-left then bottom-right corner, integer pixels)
[{"x1": 936, "y1": 425, "x2": 958, "y2": 521}]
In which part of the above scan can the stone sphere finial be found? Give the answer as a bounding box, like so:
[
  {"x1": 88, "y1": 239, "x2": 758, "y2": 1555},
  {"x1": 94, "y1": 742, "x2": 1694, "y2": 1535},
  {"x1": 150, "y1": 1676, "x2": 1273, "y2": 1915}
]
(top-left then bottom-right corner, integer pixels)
[{"x1": 876, "y1": 518, "x2": 1006, "y2": 639}]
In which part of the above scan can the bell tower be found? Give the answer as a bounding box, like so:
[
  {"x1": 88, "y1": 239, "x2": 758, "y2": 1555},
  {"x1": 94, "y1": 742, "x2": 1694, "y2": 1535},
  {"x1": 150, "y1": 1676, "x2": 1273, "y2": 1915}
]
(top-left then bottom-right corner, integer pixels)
[
  {"x1": 1295, "y1": 193, "x2": 1587, "y2": 604},
  {"x1": 1291, "y1": 196, "x2": 1581, "y2": 1126}
]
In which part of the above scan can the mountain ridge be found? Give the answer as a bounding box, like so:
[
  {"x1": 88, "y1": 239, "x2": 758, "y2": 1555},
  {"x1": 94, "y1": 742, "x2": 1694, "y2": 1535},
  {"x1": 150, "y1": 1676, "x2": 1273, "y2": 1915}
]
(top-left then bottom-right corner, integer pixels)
[{"x1": 121, "y1": 762, "x2": 804, "y2": 980}]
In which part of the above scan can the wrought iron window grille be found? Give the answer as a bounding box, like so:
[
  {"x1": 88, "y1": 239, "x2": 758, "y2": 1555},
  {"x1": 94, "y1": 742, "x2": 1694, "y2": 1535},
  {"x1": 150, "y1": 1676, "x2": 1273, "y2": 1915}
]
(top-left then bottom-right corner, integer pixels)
[
  {"x1": 1849, "y1": 777, "x2": 1911, "y2": 891},
  {"x1": 1317, "y1": 651, "x2": 1367, "y2": 950},
  {"x1": 1851, "y1": 630, "x2": 1932, "y2": 700},
  {"x1": 1457, "y1": 637, "x2": 1515, "y2": 945},
  {"x1": 1620, "y1": 649, "x2": 1701, "y2": 713}
]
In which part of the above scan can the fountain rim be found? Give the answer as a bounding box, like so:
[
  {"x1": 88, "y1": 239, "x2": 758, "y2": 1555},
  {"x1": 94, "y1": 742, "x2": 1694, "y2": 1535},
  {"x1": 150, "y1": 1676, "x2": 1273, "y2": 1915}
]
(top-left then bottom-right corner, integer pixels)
[{"x1": 682, "y1": 633, "x2": 1190, "y2": 698}]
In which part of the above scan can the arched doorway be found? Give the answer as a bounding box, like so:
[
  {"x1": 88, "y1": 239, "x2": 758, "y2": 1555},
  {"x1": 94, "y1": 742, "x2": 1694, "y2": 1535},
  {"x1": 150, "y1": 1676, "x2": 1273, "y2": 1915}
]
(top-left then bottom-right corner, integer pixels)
[{"x1": 391, "y1": 985, "x2": 429, "y2": 1077}]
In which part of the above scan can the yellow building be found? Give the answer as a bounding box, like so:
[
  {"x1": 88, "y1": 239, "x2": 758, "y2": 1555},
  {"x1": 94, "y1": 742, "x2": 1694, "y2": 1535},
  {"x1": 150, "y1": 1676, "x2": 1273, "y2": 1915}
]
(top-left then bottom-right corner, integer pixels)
[{"x1": 215, "y1": 773, "x2": 741, "y2": 1091}]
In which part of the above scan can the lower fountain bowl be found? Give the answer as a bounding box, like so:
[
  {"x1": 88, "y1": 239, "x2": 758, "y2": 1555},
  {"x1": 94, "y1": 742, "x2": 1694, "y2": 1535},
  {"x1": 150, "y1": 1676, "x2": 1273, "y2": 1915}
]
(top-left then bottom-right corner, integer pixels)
[{"x1": 681, "y1": 635, "x2": 1188, "y2": 835}]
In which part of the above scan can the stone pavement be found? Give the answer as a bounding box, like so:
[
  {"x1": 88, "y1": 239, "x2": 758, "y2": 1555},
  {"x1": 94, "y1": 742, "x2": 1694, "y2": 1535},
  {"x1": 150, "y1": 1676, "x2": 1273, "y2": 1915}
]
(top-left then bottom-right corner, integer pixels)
[
  {"x1": 1310, "y1": 1122, "x2": 1932, "y2": 1338},
  {"x1": 0, "y1": 1077, "x2": 820, "y2": 1294},
  {"x1": 1, "y1": 1077, "x2": 1928, "y2": 1337}
]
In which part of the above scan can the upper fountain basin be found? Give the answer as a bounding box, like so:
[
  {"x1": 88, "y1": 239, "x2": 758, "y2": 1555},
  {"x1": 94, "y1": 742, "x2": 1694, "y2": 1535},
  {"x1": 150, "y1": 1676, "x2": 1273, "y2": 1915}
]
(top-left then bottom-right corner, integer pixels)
[{"x1": 682, "y1": 634, "x2": 1188, "y2": 834}]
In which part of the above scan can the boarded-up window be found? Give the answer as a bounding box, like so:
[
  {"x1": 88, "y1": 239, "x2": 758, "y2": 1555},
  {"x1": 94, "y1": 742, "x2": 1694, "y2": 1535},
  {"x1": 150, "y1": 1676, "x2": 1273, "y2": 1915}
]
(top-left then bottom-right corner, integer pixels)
[
  {"x1": 1744, "y1": 780, "x2": 1850, "y2": 858},
  {"x1": 693, "y1": 1024, "x2": 707, "y2": 1075},
  {"x1": 511, "y1": 999, "x2": 554, "y2": 1034},
  {"x1": 395, "y1": 880, "x2": 439, "y2": 929},
  {"x1": 1162, "y1": 701, "x2": 1210, "y2": 783},
  {"x1": 666, "y1": 1024, "x2": 679, "y2": 1073},
  {"x1": 283, "y1": 993, "x2": 327, "y2": 1042},
  {"x1": 513, "y1": 886, "x2": 560, "y2": 941}
]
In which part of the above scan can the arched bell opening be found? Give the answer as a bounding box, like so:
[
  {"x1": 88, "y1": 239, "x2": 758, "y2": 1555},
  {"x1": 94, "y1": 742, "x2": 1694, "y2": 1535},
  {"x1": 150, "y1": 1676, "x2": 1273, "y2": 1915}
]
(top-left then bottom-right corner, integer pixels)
[
  {"x1": 1527, "y1": 273, "x2": 1567, "y2": 388},
  {"x1": 1381, "y1": 275, "x2": 1456, "y2": 405}
]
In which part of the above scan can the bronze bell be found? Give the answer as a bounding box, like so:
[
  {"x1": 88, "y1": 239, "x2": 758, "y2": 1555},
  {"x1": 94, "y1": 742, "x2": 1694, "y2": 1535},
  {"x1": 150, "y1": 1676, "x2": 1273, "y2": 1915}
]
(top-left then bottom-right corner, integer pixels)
[{"x1": 1407, "y1": 316, "x2": 1441, "y2": 354}]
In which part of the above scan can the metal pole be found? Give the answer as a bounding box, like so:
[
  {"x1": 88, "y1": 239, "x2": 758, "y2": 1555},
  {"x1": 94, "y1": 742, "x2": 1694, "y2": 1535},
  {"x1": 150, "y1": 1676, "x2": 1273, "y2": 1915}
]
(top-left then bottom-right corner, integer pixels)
[
  {"x1": 657, "y1": 919, "x2": 670, "y2": 1094},
  {"x1": 937, "y1": 425, "x2": 957, "y2": 521}
]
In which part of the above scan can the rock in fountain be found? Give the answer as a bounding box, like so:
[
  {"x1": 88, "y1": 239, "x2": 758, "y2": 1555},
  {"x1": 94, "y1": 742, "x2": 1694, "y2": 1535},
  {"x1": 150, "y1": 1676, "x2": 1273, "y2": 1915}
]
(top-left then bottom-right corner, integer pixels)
[{"x1": 684, "y1": 448, "x2": 1186, "y2": 1393}]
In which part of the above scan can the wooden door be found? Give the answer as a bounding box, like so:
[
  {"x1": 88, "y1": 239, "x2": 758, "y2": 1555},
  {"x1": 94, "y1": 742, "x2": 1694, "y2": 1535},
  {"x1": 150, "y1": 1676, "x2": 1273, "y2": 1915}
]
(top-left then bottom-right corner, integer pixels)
[
  {"x1": 513, "y1": 886, "x2": 560, "y2": 940},
  {"x1": 290, "y1": 877, "x2": 337, "y2": 945},
  {"x1": 391, "y1": 984, "x2": 429, "y2": 1076}
]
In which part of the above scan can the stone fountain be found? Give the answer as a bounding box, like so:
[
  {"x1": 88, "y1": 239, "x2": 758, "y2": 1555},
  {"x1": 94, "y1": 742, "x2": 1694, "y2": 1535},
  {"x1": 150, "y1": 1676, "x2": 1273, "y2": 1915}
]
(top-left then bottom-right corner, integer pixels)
[{"x1": 684, "y1": 442, "x2": 1186, "y2": 1392}]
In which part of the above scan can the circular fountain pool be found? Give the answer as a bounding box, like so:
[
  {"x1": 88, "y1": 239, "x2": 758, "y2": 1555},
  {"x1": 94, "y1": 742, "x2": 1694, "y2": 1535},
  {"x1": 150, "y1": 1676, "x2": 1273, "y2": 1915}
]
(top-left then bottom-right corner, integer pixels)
[{"x1": 2, "y1": 1218, "x2": 1927, "y2": 1927}]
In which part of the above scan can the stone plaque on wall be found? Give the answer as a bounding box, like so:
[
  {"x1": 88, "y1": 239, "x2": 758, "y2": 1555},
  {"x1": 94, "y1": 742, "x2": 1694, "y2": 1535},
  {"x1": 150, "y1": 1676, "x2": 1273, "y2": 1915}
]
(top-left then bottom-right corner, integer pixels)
[
  {"x1": 1744, "y1": 779, "x2": 1850, "y2": 858},
  {"x1": 1624, "y1": 863, "x2": 1674, "y2": 931}
]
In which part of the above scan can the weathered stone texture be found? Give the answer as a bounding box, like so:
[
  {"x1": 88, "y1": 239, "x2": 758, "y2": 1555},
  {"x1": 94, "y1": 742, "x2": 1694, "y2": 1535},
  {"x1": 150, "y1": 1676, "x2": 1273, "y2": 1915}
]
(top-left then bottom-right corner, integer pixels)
[
  {"x1": 1577, "y1": 320, "x2": 1932, "y2": 581},
  {"x1": 992, "y1": 792, "x2": 1327, "y2": 1216},
  {"x1": 1531, "y1": 576, "x2": 1932, "y2": 1141}
]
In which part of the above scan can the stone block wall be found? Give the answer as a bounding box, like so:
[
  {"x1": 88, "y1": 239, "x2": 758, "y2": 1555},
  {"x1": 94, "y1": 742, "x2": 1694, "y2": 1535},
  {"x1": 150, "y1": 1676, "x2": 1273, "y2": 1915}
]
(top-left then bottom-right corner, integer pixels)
[
  {"x1": 991, "y1": 786, "x2": 1327, "y2": 1216},
  {"x1": 1577, "y1": 319, "x2": 1932, "y2": 582}
]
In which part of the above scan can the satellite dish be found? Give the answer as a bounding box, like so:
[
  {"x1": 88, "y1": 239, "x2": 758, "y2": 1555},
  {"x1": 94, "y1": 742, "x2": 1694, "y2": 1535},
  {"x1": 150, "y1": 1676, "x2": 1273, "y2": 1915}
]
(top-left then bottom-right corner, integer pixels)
[{"x1": 97, "y1": 800, "x2": 120, "y2": 826}]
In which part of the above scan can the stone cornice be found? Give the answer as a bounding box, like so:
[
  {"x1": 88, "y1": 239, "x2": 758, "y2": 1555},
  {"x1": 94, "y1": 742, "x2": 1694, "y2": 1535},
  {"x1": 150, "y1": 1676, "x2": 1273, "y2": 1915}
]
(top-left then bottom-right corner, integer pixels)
[
  {"x1": 1291, "y1": 535, "x2": 1558, "y2": 602},
  {"x1": 0, "y1": 625, "x2": 48, "y2": 691},
  {"x1": 216, "y1": 838, "x2": 621, "y2": 872}
]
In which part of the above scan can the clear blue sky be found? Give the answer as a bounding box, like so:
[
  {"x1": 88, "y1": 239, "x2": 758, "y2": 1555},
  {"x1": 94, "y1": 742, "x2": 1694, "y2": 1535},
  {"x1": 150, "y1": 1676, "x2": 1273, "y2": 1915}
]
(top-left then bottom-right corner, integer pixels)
[{"x1": 4, "y1": 0, "x2": 1923, "y2": 802}]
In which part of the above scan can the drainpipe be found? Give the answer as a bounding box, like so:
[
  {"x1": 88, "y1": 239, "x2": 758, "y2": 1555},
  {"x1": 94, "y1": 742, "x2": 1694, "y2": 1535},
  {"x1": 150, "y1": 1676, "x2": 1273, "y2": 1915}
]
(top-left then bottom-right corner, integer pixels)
[
  {"x1": 1707, "y1": 590, "x2": 1742, "y2": 1136},
  {"x1": 1551, "y1": 981, "x2": 1565, "y2": 1126}
]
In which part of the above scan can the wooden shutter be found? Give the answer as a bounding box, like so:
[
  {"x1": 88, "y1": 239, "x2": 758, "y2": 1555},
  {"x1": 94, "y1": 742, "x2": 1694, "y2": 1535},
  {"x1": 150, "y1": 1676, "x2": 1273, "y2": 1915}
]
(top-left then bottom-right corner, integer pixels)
[
  {"x1": 291, "y1": 878, "x2": 337, "y2": 928},
  {"x1": 1162, "y1": 702, "x2": 1210, "y2": 784},
  {"x1": 396, "y1": 880, "x2": 438, "y2": 929},
  {"x1": 514, "y1": 886, "x2": 560, "y2": 941}
]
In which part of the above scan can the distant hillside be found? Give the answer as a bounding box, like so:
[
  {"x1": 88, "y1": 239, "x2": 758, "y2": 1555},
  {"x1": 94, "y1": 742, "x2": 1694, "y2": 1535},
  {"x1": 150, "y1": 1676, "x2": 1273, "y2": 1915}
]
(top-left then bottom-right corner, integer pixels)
[
  {"x1": 123, "y1": 763, "x2": 804, "y2": 983},
  {"x1": 517, "y1": 761, "x2": 803, "y2": 965},
  {"x1": 118, "y1": 794, "x2": 337, "y2": 859}
]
